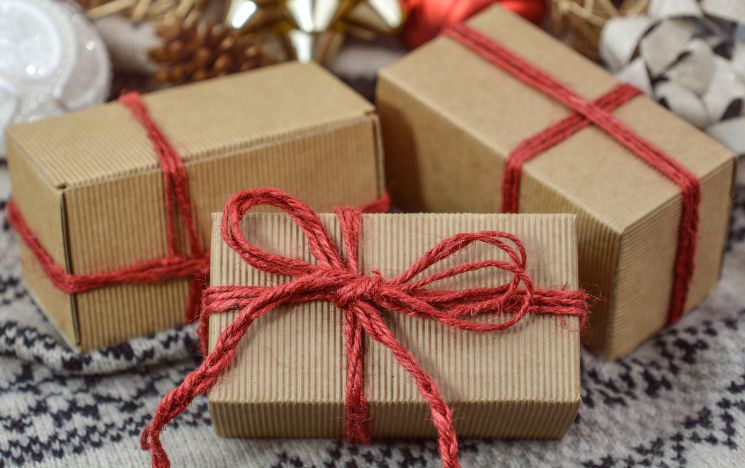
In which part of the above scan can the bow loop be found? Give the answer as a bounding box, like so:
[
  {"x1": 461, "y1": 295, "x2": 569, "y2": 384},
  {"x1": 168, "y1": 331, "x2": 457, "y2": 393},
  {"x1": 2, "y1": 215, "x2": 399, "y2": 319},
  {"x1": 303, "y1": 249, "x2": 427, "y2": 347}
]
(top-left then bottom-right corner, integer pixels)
[{"x1": 222, "y1": 188, "x2": 347, "y2": 278}]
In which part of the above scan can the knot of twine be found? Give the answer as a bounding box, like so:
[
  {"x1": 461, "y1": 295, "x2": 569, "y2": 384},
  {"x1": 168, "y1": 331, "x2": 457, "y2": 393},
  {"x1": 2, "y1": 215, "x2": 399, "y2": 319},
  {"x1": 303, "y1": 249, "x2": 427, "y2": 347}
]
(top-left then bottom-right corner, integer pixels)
[
  {"x1": 334, "y1": 271, "x2": 385, "y2": 308},
  {"x1": 141, "y1": 188, "x2": 589, "y2": 468}
]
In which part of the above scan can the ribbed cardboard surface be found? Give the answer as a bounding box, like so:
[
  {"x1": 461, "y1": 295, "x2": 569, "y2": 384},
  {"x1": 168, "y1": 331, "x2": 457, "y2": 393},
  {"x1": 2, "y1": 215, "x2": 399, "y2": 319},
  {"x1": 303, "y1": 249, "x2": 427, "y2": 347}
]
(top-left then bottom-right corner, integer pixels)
[
  {"x1": 376, "y1": 6, "x2": 735, "y2": 359},
  {"x1": 7, "y1": 62, "x2": 384, "y2": 351},
  {"x1": 208, "y1": 212, "x2": 581, "y2": 439}
]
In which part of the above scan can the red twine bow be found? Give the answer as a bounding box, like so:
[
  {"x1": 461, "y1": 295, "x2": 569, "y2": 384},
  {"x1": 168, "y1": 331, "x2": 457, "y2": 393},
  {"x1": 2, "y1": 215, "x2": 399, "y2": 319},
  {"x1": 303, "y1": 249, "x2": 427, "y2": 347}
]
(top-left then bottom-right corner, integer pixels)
[{"x1": 141, "y1": 188, "x2": 589, "y2": 468}]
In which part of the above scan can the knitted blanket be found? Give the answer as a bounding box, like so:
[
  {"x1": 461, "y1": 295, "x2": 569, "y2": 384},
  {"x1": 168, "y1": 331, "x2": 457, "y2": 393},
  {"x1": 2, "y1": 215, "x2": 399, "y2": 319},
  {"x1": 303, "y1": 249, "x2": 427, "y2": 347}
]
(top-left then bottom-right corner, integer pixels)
[{"x1": 1, "y1": 160, "x2": 744, "y2": 468}]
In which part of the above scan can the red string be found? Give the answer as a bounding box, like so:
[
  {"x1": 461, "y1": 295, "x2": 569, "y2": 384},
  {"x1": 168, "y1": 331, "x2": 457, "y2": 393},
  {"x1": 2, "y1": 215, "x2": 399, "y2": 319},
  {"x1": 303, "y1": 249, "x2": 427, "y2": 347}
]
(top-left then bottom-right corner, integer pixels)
[
  {"x1": 7, "y1": 93, "x2": 391, "y2": 327},
  {"x1": 445, "y1": 23, "x2": 701, "y2": 324},
  {"x1": 401, "y1": 1, "x2": 545, "y2": 48},
  {"x1": 141, "y1": 187, "x2": 590, "y2": 468},
  {"x1": 118, "y1": 93, "x2": 207, "y2": 322},
  {"x1": 7, "y1": 93, "x2": 209, "y2": 322}
]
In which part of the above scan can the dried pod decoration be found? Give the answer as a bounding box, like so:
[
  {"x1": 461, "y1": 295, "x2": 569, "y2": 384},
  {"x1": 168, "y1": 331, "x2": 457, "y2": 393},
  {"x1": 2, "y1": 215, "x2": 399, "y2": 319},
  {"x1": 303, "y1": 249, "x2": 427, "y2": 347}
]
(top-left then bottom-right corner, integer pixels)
[
  {"x1": 550, "y1": 0, "x2": 649, "y2": 60},
  {"x1": 148, "y1": 15, "x2": 274, "y2": 85}
]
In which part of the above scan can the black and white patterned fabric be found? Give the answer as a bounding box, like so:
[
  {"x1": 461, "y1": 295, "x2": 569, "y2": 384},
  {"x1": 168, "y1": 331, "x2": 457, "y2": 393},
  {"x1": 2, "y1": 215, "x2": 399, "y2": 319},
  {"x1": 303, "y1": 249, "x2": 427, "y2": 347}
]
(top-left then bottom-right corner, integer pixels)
[{"x1": 1, "y1": 160, "x2": 744, "y2": 468}]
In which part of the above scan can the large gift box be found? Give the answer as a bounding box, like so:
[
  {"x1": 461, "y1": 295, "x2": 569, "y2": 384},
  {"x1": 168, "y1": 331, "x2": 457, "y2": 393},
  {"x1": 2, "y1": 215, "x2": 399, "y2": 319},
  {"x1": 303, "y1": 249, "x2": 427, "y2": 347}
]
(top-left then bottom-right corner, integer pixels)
[
  {"x1": 7, "y1": 62, "x2": 384, "y2": 351},
  {"x1": 376, "y1": 6, "x2": 736, "y2": 358},
  {"x1": 203, "y1": 195, "x2": 585, "y2": 445}
]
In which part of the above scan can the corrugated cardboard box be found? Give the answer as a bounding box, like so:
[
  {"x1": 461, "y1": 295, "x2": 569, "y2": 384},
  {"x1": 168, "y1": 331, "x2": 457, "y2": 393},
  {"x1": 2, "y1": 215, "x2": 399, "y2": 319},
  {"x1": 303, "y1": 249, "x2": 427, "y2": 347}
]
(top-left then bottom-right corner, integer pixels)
[
  {"x1": 376, "y1": 7, "x2": 736, "y2": 359},
  {"x1": 7, "y1": 62, "x2": 384, "y2": 351},
  {"x1": 208, "y1": 211, "x2": 581, "y2": 439}
]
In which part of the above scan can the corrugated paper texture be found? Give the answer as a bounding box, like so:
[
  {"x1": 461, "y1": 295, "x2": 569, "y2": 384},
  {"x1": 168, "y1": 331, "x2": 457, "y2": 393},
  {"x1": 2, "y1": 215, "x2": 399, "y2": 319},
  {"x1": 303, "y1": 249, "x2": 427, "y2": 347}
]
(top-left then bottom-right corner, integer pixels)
[
  {"x1": 376, "y1": 6, "x2": 736, "y2": 359},
  {"x1": 7, "y1": 62, "x2": 384, "y2": 351},
  {"x1": 208, "y1": 212, "x2": 581, "y2": 439}
]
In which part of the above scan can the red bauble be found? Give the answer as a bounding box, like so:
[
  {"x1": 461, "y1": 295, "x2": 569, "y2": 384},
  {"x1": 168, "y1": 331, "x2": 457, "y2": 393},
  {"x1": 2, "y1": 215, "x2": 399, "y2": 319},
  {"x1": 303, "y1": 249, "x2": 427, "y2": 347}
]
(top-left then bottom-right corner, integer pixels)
[{"x1": 402, "y1": 0, "x2": 545, "y2": 48}]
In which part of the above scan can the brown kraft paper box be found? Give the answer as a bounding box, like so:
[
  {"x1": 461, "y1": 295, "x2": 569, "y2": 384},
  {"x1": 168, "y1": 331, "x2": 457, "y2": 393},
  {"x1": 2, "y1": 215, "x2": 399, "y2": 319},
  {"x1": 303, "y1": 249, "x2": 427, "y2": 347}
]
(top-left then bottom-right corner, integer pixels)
[
  {"x1": 7, "y1": 62, "x2": 384, "y2": 352},
  {"x1": 208, "y1": 211, "x2": 581, "y2": 439},
  {"x1": 375, "y1": 6, "x2": 736, "y2": 359}
]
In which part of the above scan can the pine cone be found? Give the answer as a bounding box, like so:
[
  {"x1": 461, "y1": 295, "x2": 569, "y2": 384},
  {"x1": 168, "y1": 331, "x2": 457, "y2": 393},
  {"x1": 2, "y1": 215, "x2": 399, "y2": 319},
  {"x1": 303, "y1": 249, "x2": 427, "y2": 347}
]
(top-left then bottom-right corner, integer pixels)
[{"x1": 148, "y1": 17, "x2": 273, "y2": 85}]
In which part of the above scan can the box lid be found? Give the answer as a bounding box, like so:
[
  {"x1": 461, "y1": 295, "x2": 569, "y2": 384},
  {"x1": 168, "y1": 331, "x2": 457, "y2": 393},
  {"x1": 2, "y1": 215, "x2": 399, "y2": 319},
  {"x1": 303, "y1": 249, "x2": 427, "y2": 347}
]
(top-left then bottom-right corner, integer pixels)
[{"x1": 7, "y1": 62, "x2": 374, "y2": 190}]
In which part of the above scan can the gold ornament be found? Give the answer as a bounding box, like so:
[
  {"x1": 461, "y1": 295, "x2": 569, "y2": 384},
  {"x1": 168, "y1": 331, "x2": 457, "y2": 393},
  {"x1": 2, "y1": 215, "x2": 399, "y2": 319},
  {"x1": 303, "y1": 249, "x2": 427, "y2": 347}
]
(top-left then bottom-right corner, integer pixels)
[
  {"x1": 549, "y1": 0, "x2": 648, "y2": 60},
  {"x1": 224, "y1": 0, "x2": 405, "y2": 63}
]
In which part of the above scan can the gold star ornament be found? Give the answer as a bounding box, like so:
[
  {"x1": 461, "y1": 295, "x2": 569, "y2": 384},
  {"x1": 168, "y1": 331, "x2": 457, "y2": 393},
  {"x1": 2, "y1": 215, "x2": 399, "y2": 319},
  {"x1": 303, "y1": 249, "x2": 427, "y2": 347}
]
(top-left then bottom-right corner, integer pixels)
[{"x1": 224, "y1": 0, "x2": 405, "y2": 63}]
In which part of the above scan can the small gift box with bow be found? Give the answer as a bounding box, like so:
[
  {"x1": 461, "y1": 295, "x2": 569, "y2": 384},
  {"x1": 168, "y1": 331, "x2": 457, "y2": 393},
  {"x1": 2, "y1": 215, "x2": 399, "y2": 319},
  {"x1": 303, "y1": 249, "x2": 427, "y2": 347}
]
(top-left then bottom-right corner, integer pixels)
[
  {"x1": 377, "y1": 6, "x2": 736, "y2": 359},
  {"x1": 140, "y1": 189, "x2": 589, "y2": 468},
  {"x1": 7, "y1": 62, "x2": 384, "y2": 351}
]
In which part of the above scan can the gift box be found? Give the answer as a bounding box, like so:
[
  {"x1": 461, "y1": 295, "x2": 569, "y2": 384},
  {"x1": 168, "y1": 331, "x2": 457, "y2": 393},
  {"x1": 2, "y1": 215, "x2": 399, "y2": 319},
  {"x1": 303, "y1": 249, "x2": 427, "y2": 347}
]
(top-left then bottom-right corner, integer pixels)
[
  {"x1": 204, "y1": 202, "x2": 584, "y2": 443},
  {"x1": 6, "y1": 62, "x2": 384, "y2": 352},
  {"x1": 376, "y1": 6, "x2": 736, "y2": 359}
]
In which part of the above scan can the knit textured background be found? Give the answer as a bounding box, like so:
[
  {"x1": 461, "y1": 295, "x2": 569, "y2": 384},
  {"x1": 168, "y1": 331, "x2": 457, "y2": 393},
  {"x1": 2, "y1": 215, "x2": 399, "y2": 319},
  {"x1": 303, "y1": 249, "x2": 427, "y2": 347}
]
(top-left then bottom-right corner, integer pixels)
[{"x1": 1, "y1": 103, "x2": 744, "y2": 466}]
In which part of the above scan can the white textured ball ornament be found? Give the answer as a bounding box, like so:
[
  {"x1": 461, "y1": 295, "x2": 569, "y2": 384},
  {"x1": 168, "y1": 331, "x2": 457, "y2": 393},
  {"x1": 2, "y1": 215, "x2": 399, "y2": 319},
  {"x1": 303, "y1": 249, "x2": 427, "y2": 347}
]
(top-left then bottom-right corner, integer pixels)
[{"x1": 0, "y1": 0, "x2": 110, "y2": 154}]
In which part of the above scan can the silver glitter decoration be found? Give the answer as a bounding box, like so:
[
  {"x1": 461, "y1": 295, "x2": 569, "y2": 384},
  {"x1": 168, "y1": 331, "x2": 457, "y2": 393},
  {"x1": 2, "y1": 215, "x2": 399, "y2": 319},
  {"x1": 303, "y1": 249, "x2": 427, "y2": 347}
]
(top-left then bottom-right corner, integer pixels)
[{"x1": 0, "y1": 0, "x2": 110, "y2": 154}]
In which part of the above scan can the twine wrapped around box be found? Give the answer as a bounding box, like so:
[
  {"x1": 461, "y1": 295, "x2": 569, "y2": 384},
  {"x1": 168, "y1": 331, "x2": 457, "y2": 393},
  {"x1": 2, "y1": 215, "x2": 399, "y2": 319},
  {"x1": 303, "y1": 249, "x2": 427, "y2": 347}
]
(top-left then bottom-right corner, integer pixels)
[
  {"x1": 8, "y1": 92, "x2": 390, "y2": 334},
  {"x1": 7, "y1": 63, "x2": 387, "y2": 350},
  {"x1": 445, "y1": 22, "x2": 700, "y2": 325},
  {"x1": 8, "y1": 93, "x2": 210, "y2": 324},
  {"x1": 549, "y1": 0, "x2": 649, "y2": 60},
  {"x1": 140, "y1": 188, "x2": 590, "y2": 468}
]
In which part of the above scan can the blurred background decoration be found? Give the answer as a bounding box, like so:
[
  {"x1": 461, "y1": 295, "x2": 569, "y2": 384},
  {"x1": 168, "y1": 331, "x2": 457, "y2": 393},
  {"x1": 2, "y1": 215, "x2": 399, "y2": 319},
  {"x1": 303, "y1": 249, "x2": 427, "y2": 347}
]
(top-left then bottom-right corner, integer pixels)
[
  {"x1": 147, "y1": 14, "x2": 274, "y2": 85},
  {"x1": 549, "y1": 0, "x2": 648, "y2": 60},
  {"x1": 600, "y1": 0, "x2": 745, "y2": 156},
  {"x1": 401, "y1": 0, "x2": 545, "y2": 48},
  {"x1": 0, "y1": 0, "x2": 110, "y2": 155},
  {"x1": 76, "y1": 0, "x2": 206, "y2": 21},
  {"x1": 72, "y1": 0, "x2": 553, "y2": 95},
  {"x1": 74, "y1": 0, "x2": 406, "y2": 92},
  {"x1": 223, "y1": 0, "x2": 406, "y2": 63}
]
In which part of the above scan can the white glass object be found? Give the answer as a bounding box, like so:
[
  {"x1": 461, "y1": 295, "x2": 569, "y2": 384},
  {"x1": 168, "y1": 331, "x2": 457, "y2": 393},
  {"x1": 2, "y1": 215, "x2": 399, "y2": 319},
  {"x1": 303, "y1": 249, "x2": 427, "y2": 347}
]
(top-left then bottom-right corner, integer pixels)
[{"x1": 0, "y1": 0, "x2": 110, "y2": 155}]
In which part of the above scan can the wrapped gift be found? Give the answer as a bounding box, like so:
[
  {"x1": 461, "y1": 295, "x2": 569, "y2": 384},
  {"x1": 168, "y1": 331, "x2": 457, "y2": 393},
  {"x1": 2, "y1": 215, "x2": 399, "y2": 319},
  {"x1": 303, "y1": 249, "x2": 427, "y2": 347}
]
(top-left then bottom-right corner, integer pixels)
[
  {"x1": 376, "y1": 6, "x2": 736, "y2": 359},
  {"x1": 137, "y1": 189, "x2": 588, "y2": 468},
  {"x1": 7, "y1": 62, "x2": 384, "y2": 351}
]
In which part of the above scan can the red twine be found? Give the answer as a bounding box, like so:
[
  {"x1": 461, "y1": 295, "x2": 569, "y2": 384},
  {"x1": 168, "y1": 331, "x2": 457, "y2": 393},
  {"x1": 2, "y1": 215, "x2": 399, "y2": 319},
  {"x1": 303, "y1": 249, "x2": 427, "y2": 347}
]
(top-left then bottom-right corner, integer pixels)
[
  {"x1": 140, "y1": 187, "x2": 590, "y2": 468},
  {"x1": 445, "y1": 23, "x2": 701, "y2": 325}
]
